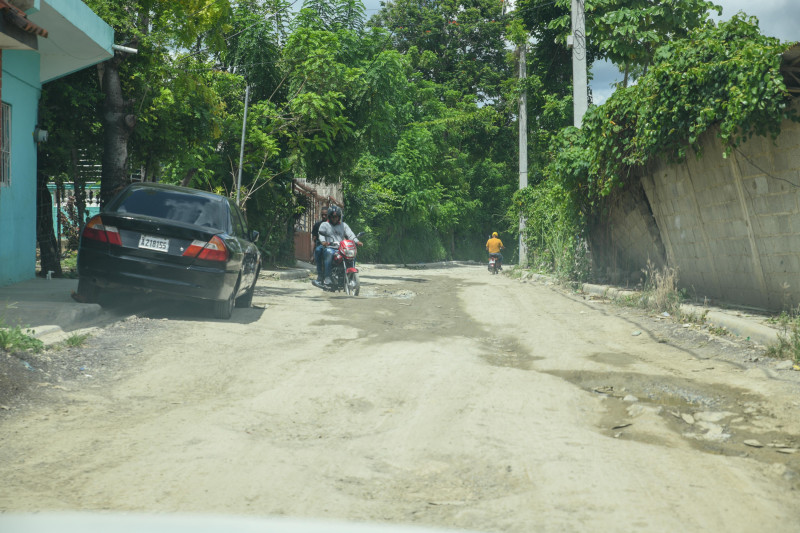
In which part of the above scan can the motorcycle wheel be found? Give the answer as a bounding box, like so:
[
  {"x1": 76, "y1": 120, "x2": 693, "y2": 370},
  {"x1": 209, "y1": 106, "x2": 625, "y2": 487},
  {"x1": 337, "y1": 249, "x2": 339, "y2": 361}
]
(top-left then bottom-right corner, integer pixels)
[{"x1": 353, "y1": 272, "x2": 360, "y2": 296}]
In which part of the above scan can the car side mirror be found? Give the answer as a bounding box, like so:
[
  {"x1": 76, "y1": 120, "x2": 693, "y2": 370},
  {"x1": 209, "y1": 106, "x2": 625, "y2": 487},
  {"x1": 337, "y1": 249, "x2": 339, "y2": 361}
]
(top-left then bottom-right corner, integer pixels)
[{"x1": 250, "y1": 230, "x2": 260, "y2": 242}]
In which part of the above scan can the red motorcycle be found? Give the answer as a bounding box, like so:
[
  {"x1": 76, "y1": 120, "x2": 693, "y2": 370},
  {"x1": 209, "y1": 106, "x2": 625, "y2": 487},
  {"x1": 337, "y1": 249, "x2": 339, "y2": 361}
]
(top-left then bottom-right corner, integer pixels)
[{"x1": 314, "y1": 233, "x2": 364, "y2": 296}]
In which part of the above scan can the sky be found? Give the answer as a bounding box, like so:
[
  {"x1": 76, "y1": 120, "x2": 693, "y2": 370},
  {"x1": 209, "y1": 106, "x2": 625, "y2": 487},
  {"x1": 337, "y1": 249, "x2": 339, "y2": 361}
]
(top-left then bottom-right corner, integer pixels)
[{"x1": 359, "y1": 0, "x2": 800, "y2": 105}]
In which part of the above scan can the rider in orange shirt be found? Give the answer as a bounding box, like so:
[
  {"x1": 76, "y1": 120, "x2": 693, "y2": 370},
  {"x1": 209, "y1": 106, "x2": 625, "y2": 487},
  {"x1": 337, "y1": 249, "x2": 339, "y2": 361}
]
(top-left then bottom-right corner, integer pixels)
[{"x1": 486, "y1": 232, "x2": 504, "y2": 269}]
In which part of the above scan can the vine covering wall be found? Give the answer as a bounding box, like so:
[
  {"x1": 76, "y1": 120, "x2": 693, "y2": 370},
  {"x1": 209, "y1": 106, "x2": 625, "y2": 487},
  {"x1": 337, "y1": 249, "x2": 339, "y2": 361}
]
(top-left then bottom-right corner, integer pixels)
[{"x1": 593, "y1": 100, "x2": 800, "y2": 311}]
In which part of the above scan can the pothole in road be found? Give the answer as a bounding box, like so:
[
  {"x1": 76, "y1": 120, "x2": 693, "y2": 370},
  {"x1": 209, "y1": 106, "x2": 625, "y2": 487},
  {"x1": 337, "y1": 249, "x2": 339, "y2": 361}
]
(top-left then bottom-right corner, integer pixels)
[
  {"x1": 358, "y1": 287, "x2": 416, "y2": 299},
  {"x1": 547, "y1": 370, "x2": 800, "y2": 484},
  {"x1": 480, "y1": 337, "x2": 542, "y2": 370}
]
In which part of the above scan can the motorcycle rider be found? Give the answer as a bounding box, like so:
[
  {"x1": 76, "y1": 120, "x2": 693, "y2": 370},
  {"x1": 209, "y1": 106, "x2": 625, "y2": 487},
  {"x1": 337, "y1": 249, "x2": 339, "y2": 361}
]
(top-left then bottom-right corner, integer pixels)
[
  {"x1": 486, "y1": 231, "x2": 504, "y2": 270},
  {"x1": 311, "y1": 206, "x2": 328, "y2": 266},
  {"x1": 313, "y1": 205, "x2": 361, "y2": 288}
]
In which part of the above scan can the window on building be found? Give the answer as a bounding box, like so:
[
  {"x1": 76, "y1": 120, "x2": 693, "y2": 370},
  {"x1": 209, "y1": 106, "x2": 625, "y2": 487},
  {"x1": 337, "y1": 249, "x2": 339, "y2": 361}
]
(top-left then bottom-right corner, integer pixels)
[{"x1": 0, "y1": 102, "x2": 10, "y2": 187}]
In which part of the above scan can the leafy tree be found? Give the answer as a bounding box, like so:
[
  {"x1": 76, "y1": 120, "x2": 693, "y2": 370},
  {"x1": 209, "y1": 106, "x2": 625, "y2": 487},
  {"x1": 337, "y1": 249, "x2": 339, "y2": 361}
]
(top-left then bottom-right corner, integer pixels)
[
  {"x1": 83, "y1": 0, "x2": 233, "y2": 205},
  {"x1": 347, "y1": 0, "x2": 519, "y2": 262},
  {"x1": 521, "y1": 0, "x2": 721, "y2": 88},
  {"x1": 37, "y1": 69, "x2": 105, "y2": 274},
  {"x1": 371, "y1": 0, "x2": 508, "y2": 103}
]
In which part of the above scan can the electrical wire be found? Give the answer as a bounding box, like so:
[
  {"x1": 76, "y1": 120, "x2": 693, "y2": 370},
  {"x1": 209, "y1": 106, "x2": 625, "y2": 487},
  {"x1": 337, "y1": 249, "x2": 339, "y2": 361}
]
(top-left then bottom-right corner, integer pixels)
[{"x1": 735, "y1": 146, "x2": 800, "y2": 188}]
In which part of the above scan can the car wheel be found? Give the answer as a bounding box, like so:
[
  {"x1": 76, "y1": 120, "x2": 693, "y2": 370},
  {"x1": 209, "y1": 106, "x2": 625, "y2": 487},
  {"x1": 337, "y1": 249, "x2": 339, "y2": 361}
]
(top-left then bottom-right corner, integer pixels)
[
  {"x1": 212, "y1": 290, "x2": 234, "y2": 319},
  {"x1": 77, "y1": 278, "x2": 101, "y2": 304},
  {"x1": 235, "y1": 268, "x2": 259, "y2": 308}
]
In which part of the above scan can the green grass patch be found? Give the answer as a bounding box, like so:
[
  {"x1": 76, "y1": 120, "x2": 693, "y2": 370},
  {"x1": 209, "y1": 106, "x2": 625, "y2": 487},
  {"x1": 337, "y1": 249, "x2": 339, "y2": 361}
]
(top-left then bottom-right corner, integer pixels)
[
  {"x1": 766, "y1": 311, "x2": 800, "y2": 363},
  {"x1": 63, "y1": 332, "x2": 91, "y2": 348},
  {"x1": 0, "y1": 320, "x2": 44, "y2": 353}
]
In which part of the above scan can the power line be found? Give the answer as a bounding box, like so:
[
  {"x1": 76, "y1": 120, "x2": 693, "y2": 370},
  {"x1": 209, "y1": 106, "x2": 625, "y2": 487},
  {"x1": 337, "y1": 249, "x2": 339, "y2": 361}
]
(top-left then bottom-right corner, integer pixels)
[{"x1": 735, "y1": 146, "x2": 800, "y2": 188}]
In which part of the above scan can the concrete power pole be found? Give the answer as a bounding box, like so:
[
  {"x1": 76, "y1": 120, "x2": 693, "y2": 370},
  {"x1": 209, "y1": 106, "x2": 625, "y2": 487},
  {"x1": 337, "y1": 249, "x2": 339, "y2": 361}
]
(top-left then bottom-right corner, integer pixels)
[
  {"x1": 518, "y1": 42, "x2": 528, "y2": 267},
  {"x1": 570, "y1": 0, "x2": 588, "y2": 127},
  {"x1": 236, "y1": 84, "x2": 250, "y2": 206},
  {"x1": 505, "y1": 0, "x2": 529, "y2": 267}
]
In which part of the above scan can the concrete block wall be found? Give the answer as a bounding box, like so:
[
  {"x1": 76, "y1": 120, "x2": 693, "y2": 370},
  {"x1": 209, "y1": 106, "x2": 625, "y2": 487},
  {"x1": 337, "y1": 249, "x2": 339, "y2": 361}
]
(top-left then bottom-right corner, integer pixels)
[
  {"x1": 589, "y1": 179, "x2": 667, "y2": 283},
  {"x1": 597, "y1": 100, "x2": 800, "y2": 311}
]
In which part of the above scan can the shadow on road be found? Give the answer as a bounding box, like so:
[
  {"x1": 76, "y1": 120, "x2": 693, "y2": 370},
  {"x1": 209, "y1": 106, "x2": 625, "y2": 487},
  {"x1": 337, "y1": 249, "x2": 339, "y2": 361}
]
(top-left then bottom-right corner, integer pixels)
[
  {"x1": 360, "y1": 275, "x2": 430, "y2": 283},
  {"x1": 97, "y1": 292, "x2": 265, "y2": 324}
]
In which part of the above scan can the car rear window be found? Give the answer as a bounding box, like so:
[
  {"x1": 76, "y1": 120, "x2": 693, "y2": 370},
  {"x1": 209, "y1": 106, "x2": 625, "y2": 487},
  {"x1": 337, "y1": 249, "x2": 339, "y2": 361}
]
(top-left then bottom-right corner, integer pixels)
[{"x1": 110, "y1": 188, "x2": 226, "y2": 229}]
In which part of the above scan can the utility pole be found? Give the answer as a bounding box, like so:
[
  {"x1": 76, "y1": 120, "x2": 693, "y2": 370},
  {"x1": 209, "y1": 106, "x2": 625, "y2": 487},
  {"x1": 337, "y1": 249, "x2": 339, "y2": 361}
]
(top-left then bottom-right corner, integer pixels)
[
  {"x1": 236, "y1": 84, "x2": 250, "y2": 206},
  {"x1": 570, "y1": 0, "x2": 588, "y2": 127},
  {"x1": 518, "y1": 41, "x2": 528, "y2": 267},
  {"x1": 505, "y1": 0, "x2": 529, "y2": 267}
]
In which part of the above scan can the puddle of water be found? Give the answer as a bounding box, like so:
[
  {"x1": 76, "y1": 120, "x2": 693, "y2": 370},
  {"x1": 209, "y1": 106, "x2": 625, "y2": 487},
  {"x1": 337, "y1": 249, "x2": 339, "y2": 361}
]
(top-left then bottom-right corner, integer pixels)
[
  {"x1": 588, "y1": 352, "x2": 637, "y2": 367},
  {"x1": 547, "y1": 370, "x2": 734, "y2": 410},
  {"x1": 545, "y1": 369, "x2": 800, "y2": 479}
]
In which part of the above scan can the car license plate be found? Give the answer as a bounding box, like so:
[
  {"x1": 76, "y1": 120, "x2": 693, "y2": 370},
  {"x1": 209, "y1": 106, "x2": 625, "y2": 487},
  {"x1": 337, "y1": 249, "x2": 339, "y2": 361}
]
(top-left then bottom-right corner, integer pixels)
[{"x1": 138, "y1": 234, "x2": 169, "y2": 252}]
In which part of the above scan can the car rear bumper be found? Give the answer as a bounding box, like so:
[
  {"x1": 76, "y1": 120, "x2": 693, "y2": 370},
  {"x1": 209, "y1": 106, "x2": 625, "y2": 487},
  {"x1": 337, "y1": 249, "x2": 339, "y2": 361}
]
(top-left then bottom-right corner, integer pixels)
[{"x1": 78, "y1": 248, "x2": 236, "y2": 302}]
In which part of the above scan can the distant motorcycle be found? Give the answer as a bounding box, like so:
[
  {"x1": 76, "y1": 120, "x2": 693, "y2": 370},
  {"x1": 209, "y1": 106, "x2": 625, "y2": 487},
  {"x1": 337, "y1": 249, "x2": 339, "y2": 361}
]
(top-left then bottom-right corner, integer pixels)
[
  {"x1": 488, "y1": 253, "x2": 502, "y2": 275},
  {"x1": 314, "y1": 233, "x2": 364, "y2": 296}
]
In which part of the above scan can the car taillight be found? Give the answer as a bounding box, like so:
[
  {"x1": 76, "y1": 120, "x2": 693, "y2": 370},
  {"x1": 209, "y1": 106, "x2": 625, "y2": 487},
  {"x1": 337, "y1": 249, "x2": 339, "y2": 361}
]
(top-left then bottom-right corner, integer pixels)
[
  {"x1": 82, "y1": 215, "x2": 122, "y2": 246},
  {"x1": 182, "y1": 236, "x2": 228, "y2": 262}
]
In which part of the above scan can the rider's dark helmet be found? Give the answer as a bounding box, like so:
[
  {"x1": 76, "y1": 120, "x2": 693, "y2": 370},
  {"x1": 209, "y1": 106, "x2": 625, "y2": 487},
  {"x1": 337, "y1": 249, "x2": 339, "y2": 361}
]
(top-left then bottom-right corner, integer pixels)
[{"x1": 328, "y1": 205, "x2": 342, "y2": 221}]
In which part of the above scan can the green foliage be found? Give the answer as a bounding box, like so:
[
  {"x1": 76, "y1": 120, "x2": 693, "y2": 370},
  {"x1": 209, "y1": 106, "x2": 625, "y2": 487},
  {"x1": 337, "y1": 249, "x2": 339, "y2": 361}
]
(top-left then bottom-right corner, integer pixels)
[
  {"x1": 767, "y1": 311, "x2": 800, "y2": 363},
  {"x1": 296, "y1": 0, "x2": 365, "y2": 31},
  {"x1": 510, "y1": 127, "x2": 591, "y2": 277},
  {"x1": 344, "y1": 0, "x2": 518, "y2": 263},
  {"x1": 0, "y1": 319, "x2": 43, "y2": 354},
  {"x1": 508, "y1": 177, "x2": 589, "y2": 280},
  {"x1": 64, "y1": 332, "x2": 92, "y2": 348},
  {"x1": 578, "y1": 14, "x2": 795, "y2": 200},
  {"x1": 590, "y1": 0, "x2": 720, "y2": 84},
  {"x1": 371, "y1": 0, "x2": 509, "y2": 103},
  {"x1": 523, "y1": 0, "x2": 720, "y2": 86}
]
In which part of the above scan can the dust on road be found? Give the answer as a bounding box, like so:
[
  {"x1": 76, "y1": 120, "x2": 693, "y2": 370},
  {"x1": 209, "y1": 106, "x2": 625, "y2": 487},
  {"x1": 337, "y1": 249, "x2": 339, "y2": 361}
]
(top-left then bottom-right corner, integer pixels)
[{"x1": 1, "y1": 265, "x2": 798, "y2": 532}]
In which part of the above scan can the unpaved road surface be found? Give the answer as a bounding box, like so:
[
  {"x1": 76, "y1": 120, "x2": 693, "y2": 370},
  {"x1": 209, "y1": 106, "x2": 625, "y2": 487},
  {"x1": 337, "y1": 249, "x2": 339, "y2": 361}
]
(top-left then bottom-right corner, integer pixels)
[{"x1": 1, "y1": 265, "x2": 799, "y2": 532}]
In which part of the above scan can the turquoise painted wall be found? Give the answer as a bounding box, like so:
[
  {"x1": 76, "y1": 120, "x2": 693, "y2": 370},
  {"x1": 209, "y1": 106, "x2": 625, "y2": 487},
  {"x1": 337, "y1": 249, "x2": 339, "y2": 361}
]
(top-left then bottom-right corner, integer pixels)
[{"x1": 0, "y1": 51, "x2": 42, "y2": 285}]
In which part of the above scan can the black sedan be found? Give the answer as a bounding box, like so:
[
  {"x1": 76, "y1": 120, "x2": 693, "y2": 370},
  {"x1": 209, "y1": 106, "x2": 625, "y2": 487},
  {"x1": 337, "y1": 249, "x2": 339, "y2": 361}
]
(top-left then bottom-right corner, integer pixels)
[{"x1": 76, "y1": 183, "x2": 261, "y2": 319}]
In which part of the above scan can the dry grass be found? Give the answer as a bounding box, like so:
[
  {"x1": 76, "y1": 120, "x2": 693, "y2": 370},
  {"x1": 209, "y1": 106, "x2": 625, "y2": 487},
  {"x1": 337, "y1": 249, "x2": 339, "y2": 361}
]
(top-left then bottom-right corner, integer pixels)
[
  {"x1": 641, "y1": 260, "x2": 682, "y2": 316},
  {"x1": 766, "y1": 311, "x2": 800, "y2": 363}
]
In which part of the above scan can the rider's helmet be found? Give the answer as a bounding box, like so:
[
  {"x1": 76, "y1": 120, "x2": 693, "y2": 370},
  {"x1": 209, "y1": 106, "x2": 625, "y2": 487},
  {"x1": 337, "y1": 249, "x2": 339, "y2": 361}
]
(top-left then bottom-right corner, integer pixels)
[
  {"x1": 328, "y1": 205, "x2": 342, "y2": 222},
  {"x1": 492, "y1": 232, "x2": 498, "y2": 237}
]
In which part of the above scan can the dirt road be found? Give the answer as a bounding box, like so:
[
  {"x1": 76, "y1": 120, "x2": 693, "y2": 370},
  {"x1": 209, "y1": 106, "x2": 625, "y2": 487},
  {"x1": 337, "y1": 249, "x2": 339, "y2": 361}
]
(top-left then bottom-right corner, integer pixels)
[{"x1": 1, "y1": 265, "x2": 799, "y2": 532}]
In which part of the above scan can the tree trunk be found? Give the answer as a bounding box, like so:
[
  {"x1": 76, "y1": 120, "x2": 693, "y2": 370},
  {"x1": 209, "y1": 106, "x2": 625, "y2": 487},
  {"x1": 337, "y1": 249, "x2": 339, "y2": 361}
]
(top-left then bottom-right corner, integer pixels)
[
  {"x1": 180, "y1": 168, "x2": 198, "y2": 187},
  {"x1": 99, "y1": 55, "x2": 136, "y2": 207},
  {"x1": 36, "y1": 167, "x2": 62, "y2": 277}
]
